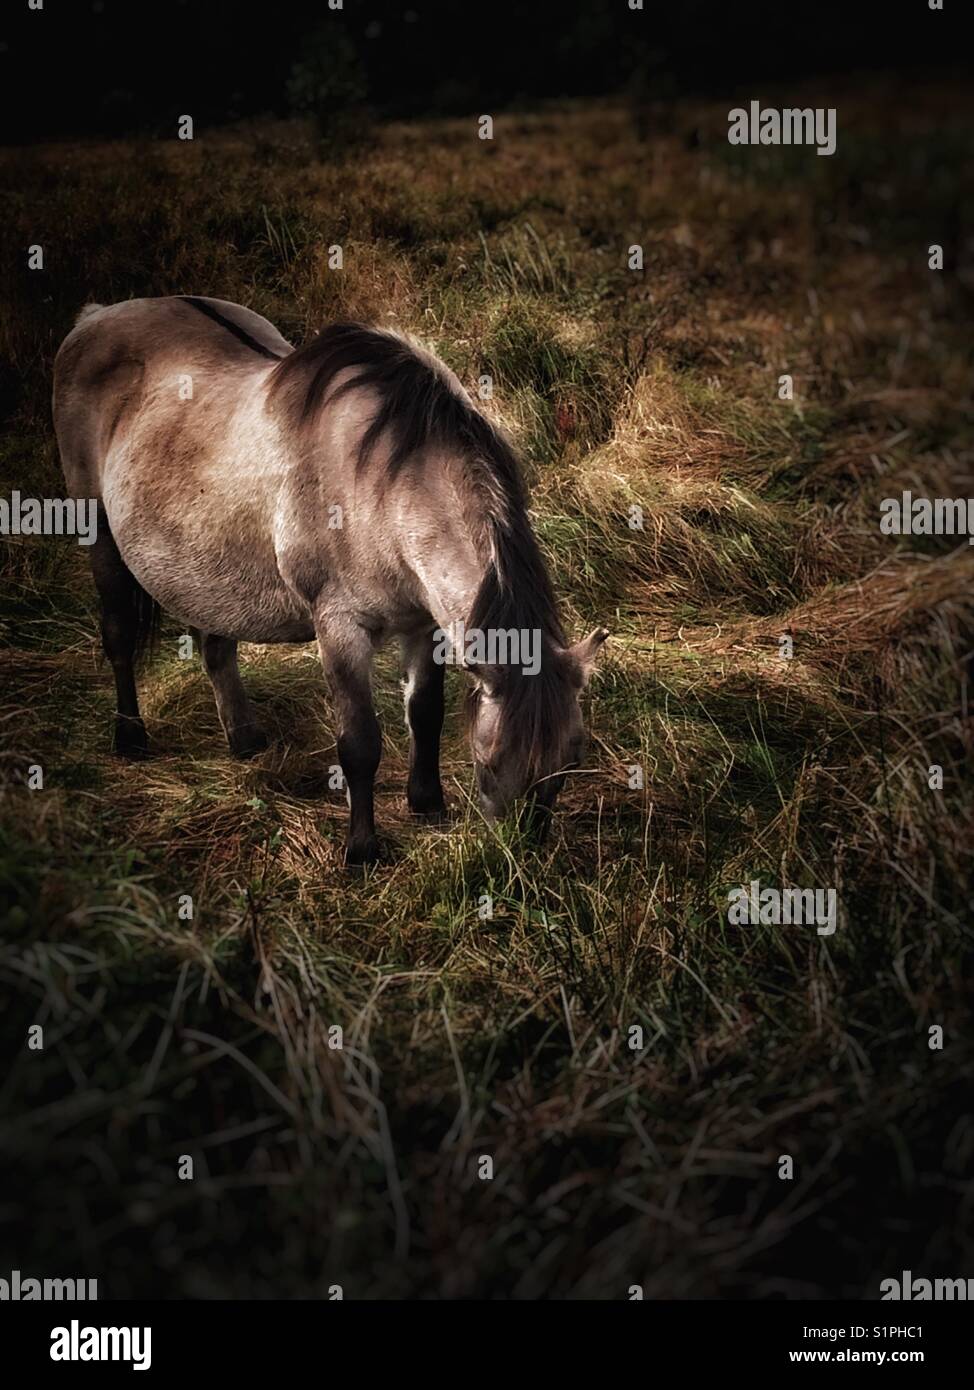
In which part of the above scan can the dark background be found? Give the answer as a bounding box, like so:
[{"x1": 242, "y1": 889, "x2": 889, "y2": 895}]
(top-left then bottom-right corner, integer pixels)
[{"x1": 0, "y1": 0, "x2": 967, "y2": 142}]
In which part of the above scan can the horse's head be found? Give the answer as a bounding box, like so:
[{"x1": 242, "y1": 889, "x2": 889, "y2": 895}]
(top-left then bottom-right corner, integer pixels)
[{"x1": 465, "y1": 628, "x2": 608, "y2": 828}]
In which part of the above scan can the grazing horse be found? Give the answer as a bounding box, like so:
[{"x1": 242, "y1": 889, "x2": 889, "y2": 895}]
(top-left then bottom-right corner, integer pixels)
[{"x1": 53, "y1": 296, "x2": 607, "y2": 864}]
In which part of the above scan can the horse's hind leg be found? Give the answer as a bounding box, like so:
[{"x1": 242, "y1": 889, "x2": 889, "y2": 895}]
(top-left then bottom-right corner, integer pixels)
[
  {"x1": 400, "y1": 629, "x2": 446, "y2": 820},
  {"x1": 89, "y1": 509, "x2": 152, "y2": 760},
  {"x1": 200, "y1": 634, "x2": 267, "y2": 758}
]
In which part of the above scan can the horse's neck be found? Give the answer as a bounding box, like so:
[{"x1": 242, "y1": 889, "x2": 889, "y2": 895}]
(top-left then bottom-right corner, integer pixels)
[
  {"x1": 409, "y1": 524, "x2": 487, "y2": 634},
  {"x1": 396, "y1": 485, "x2": 490, "y2": 634}
]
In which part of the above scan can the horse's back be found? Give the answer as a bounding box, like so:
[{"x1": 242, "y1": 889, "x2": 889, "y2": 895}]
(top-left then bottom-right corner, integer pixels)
[
  {"x1": 57, "y1": 295, "x2": 292, "y2": 370},
  {"x1": 52, "y1": 297, "x2": 315, "y2": 642},
  {"x1": 54, "y1": 296, "x2": 291, "y2": 487}
]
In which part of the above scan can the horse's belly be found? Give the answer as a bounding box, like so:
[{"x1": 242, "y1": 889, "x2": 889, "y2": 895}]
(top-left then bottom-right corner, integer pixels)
[
  {"x1": 103, "y1": 479, "x2": 313, "y2": 644},
  {"x1": 127, "y1": 541, "x2": 312, "y2": 643},
  {"x1": 145, "y1": 563, "x2": 313, "y2": 643}
]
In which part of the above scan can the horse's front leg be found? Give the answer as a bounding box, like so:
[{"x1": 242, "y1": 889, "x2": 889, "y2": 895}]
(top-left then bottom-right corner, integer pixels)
[
  {"x1": 316, "y1": 620, "x2": 382, "y2": 867},
  {"x1": 400, "y1": 627, "x2": 446, "y2": 819}
]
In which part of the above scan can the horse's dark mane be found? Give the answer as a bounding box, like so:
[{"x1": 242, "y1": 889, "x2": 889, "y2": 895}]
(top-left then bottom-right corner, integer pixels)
[
  {"x1": 269, "y1": 321, "x2": 492, "y2": 476},
  {"x1": 270, "y1": 321, "x2": 573, "y2": 784},
  {"x1": 269, "y1": 322, "x2": 564, "y2": 634}
]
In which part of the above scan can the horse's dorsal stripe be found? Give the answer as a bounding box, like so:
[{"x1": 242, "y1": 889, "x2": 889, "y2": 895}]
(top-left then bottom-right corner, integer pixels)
[{"x1": 179, "y1": 296, "x2": 285, "y2": 361}]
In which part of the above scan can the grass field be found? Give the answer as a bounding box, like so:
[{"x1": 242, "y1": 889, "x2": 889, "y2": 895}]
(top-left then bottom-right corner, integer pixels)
[{"x1": 1, "y1": 79, "x2": 972, "y2": 1298}]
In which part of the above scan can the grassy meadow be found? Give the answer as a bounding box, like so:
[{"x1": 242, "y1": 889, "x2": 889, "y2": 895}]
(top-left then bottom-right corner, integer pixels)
[{"x1": 1, "y1": 80, "x2": 972, "y2": 1298}]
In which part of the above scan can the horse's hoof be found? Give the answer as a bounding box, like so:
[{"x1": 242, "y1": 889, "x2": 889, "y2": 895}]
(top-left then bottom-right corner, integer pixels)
[
  {"x1": 344, "y1": 836, "x2": 383, "y2": 869},
  {"x1": 114, "y1": 718, "x2": 149, "y2": 760},
  {"x1": 229, "y1": 726, "x2": 269, "y2": 759},
  {"x1": 407, "y1": 787, "x2": 448, "y2": 821}
]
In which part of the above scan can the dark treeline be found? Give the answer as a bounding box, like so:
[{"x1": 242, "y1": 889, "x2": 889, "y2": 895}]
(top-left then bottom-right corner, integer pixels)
[{"x1": 0, "y1": 0, "x2": 964, "y2": 142}]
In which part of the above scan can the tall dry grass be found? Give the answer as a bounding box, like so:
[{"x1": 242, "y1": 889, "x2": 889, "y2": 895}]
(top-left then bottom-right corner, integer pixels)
[{"x1": 0, "y1": 84, "x2": 971, "y2": 1296}]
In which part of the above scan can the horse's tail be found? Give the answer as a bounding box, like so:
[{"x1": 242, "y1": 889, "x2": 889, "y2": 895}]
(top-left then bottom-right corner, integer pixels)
[
  {"x1": 75, "y1": 302, "x2": 106, "y2": 326},
  {"x1": 131, "y1": 582, "x2": 162, "y2": 666},
  {"x1": 93, "y1": 502, "x2": 162, "y2": 667}
]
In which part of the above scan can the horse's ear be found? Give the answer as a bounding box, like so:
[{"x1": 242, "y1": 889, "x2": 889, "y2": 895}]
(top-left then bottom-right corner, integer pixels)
[{"x1": 566, "y1": 628, "x2": 609, "y2": 686}]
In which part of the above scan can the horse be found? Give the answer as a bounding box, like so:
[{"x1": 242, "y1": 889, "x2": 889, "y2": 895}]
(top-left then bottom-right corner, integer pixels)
[{"x1": 53, "y1": 296, "x2": 608, "y2": 865}]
